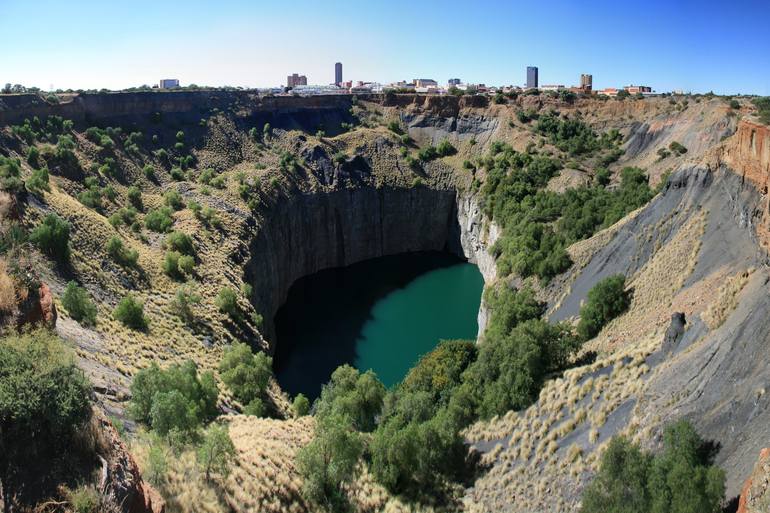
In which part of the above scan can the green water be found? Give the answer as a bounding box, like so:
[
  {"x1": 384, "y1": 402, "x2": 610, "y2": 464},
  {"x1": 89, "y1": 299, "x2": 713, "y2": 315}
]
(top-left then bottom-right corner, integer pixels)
[{"x1": 274, "y1": 252, "x2": 484, "y2": 400}]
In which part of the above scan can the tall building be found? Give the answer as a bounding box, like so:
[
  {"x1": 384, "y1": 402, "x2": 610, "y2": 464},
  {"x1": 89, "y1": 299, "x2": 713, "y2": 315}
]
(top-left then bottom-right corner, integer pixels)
[
  {"x1": 580, "y1": 74, "x2": 593, "y2": 91},
  {"x1": 448, "y1": 78, "x2": 461, "y2": 86},
  {"x1": 526, "y1": 67, "x2": 538, "y2": 89},
  {"x1": 287, "y1": 73, "x2": 308, "y2": 88},
  {"x1": 159, "y1": 79, "x2": 179, "y2": 89},
  {"x1": 335, "y1": 62, "x2": 343, "y2": 86}
]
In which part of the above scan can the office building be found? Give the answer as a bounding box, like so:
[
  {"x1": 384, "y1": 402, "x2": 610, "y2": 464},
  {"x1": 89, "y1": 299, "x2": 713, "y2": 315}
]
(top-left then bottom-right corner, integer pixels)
[
  {"x1": 580, "y1": 74, "x2": 593, "y2": 91},
  {"x1": 287, "y1": 74, "x2": 308, "y2": 88},
  {"x1": 159, "y1": 79, "x2": 179, "y2": 89},
  {"x1": 526, "y1": 66, "x2": 538, "y2": 88},
  {"x1": 414, "y1": 79, "x2": 438, "y2": 88},
  {"x1": 335, "y1": 62, "x2": 343, "y2": 85},
  {"x1": 448, "y1": 78, "x2": 461, "y2": 86}
]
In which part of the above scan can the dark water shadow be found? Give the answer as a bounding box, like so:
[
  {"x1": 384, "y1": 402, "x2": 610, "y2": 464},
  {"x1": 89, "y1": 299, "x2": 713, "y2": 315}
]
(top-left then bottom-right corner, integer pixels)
[{"x1": 274, "y1": 251, "x2": 465, "y2": 401}]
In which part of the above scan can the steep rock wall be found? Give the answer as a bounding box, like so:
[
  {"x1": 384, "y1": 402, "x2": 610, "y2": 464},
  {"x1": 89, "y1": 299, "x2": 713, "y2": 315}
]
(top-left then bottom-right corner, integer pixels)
[
  {"x1": 246, "y1": 185, "x2": 494, "y2": 348},
  {"x1": 722, "y1": 120, "x2": 770, "y2": 249},
  {"x1": 0, "y1": 91, "x2": 362, "y2": 126}
]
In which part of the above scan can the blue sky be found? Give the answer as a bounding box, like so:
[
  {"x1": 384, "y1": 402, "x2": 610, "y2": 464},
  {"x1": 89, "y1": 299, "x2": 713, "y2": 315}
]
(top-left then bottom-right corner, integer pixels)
[{"x1": 1, "y1": 0, "x2": 768, "y2": 94}]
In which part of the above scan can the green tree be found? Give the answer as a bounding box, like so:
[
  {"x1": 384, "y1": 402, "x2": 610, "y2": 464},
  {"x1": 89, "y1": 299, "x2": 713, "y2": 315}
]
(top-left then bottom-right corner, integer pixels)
[
  {"x1": 0, "y1": 330, "x2": 92, "y2": 511},
  {"x1": 581, "y1": 436, "x2": 652, "y2": 513},
  {"x1": 30, "y1": 213, "x2": 70, "y2": 262},
  {"x1": 315, "y1": 365, "x2": 385, "y2": 432},
  {"x1": 113, "y1": 294, "x2": 148, "y2": 330},
  {"x1": 218, "y1": 342, "x2": 273, "y2": 413},
  {"x1": 577, "y1": 274, "x2": 630, "y2": 340},
  {"x1": 128, "y1": 360, "x2": 218, "y2": 437},
  {"x1": 293, "y1": 394, "x2": 310, "y2": 417},
  {"x1": 197, "y1": 424, "x2": 236, "y2": 481},
  {"x1": 581, "y1": 420, "x2": 725, "y2": 513},
  {"x1": 61, "y1": 281, "x2": 97, "y2": 326},
  {"x1": 297, "y1": 413, "x2": 363, "y2": 506}
]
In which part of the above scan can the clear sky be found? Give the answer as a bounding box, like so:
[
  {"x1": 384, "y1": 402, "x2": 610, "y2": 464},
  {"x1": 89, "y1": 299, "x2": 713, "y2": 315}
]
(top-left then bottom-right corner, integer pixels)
[{"x1": 1, "y1": 0, "x2": 768, "y2": 94}]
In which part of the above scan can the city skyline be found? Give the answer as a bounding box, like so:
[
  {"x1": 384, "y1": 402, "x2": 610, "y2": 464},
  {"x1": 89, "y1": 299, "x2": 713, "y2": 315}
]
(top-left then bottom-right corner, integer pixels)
[{"x1": 1, "y1": 0, "x2": 769, "y2": 95}]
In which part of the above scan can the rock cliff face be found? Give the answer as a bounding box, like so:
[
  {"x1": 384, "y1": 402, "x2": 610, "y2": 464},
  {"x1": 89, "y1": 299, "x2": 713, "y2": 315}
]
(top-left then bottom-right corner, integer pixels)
[
  {"x1": 96, "y1": 411, "x2": 165, "y2": 513},
  {"x1": 246, "y1": 185, "x2": 494, "y2": 347}
]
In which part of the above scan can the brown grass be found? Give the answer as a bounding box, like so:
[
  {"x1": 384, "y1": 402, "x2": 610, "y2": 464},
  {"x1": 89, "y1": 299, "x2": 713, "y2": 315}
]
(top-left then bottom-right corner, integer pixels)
[{"x1": 0, "y1": 259, "x2": 17, "y2": 314}]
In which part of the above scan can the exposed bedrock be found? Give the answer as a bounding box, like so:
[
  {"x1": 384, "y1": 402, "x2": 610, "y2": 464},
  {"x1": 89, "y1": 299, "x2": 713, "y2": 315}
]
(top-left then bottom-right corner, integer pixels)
[{"x1": 245, "y1": 185, "x2": 495, "y2": 348}]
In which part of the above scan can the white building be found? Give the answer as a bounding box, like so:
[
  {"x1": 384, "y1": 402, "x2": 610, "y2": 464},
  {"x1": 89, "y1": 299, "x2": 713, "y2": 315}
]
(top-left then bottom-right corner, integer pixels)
[{"x1": 159, "y1": 79, "x2": 180, "y2": 89}]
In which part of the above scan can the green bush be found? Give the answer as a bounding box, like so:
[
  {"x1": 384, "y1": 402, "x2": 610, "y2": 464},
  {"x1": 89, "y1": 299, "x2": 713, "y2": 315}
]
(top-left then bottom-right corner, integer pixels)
[
  {"x1": 436, "y1": 139, "x2": 456, "y2": 156},
  {"x1": 581, "y1": 420, "x2": 725, "y2": 513},
  {"x1": 106, "y1": 236, "x2": 139, "y2": 267},
  {"x1": 144, "y1": 207, "x2": 174, "y2": 233},
  {"x1": 164, "y1": 189, "x2": 185, "y2": 210},
  {"x1": 163, "y1": 251, "x2": 193, "y2": 279},
  {"x1": 577, "y1": 274, "x2": 630, "y2": 340},
  {"x1": 127, "y1": 186, "x2": 143, "y2": 210},
  {"x1": 166, "y1": 231, "x2": 195, "y2": 255},
  {"x1": 219, "y1": 342, "x2": 273, "y2": 413},
  {"x1": 668, "y1": 141, "x2": 688, "y2": 156},
  {"x1": 25, "y1": 167, "x2": 50, "y2": 194},
  {"x1": 169, "y1": 285, "x2": 201, "y2": 323},
  {"x1": 215, "y1": 287, "x2": 239, "y2": 317},
  {"x1": 30, "y1": 213, "x2": 70, "y2": 261},
  {"x1": 61, "y1": 281, "x2": 97, "y2": 325},
  {"x1": 67, "y1": 485, "x2": 100, "y2": 513},
  {"x1": 293, "y1": 394, "x2": 310, "y2": 417},
  {"x1": 729, "y1": 99, "x2": 740, "y2": 109},
  {"x1": 143, "y1": 164, "x2": 156, "y2": 181},
  {"x1": 0, "y1": 330, "x2": 92, "y2": 503},
  {"x1": 0, "y1": 157, "x2": 24, "y2": 194},
  {"x1": 113, "y1": 294, "x2": 147, "y2": 330},
  {"x1": 387, "y1": 120, "x2": 402, "y2": 134},
  {"x1": 128, "y1": 360, "x2": 218, "y2": 437},
  {"x1": 753, "y1": 97, "x2": 770, "y2": 124}
]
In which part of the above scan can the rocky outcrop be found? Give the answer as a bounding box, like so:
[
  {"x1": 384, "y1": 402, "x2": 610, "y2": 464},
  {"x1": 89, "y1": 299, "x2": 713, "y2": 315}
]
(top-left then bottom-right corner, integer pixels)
[
  {"x1": 97, "y1": 412, "x2": 165, "y2": 513},
  {"x1": 15, "y1": 281, "x2": 57, "y2": 329},
  {"x1": 737, "y1": 448, "x2": 770, "y2": 513}
]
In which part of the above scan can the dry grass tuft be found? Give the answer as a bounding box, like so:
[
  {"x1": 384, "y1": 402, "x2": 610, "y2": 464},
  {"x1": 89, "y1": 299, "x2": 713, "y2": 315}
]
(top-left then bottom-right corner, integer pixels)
[{"x1": 702, "y1": 269, "x2": 752, "y2": 329}]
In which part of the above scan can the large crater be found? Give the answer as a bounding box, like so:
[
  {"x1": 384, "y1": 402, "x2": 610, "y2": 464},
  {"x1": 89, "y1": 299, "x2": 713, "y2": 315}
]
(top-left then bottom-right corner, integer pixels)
[{"x1": 244, "y1": 185, "x2": 496, "y2": 349}]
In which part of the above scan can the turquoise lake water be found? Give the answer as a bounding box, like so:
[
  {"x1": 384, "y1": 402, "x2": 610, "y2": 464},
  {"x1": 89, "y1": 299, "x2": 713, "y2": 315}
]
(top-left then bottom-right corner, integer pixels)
[{"x1": 274, "y1": 252, "x2": 484, "y2": 400}]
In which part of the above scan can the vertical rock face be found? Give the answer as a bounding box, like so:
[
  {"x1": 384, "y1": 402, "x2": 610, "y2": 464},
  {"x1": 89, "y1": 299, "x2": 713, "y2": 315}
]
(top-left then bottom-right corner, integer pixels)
[
  {"x1": 245, "y1": 185, "x2": 494, "y2": 348},
  {"x1": 737, "y1": 448, "x2": 770, "y2": 513},
  {"x1": 96, "y1": 412, "x2": 165, "y2": 513},
  {"x1": 723, "y1": 120, "x2": 770, "y2": 249}
]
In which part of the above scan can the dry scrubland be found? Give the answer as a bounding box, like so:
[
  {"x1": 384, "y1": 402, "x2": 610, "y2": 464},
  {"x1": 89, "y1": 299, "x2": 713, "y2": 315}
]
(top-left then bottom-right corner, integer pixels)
[{"x1": 1, "y1": 92, "x2": 762, "y2": 513}]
